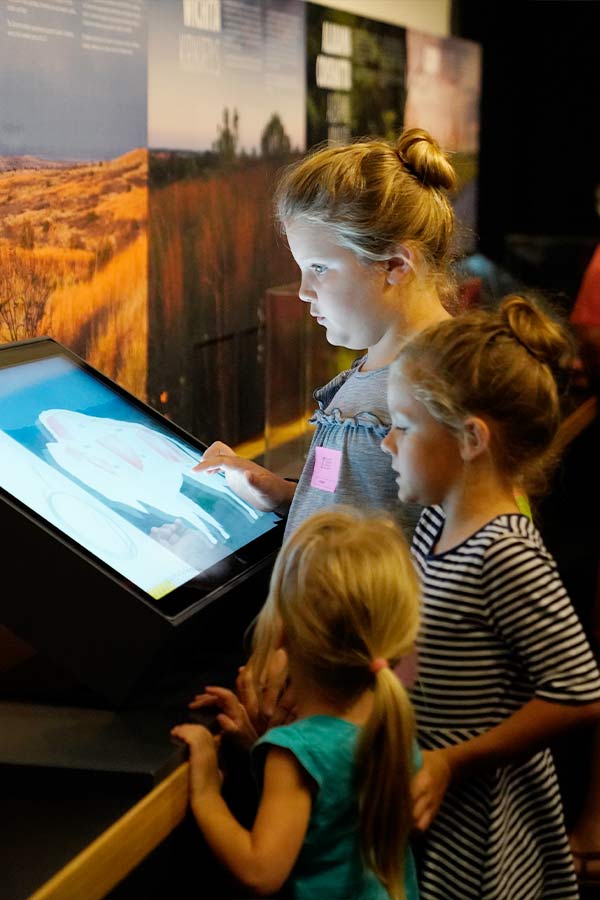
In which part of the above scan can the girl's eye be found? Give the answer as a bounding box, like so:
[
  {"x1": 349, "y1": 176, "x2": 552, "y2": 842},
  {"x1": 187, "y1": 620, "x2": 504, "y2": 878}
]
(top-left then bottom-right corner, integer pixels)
[{"x1": 311, "y1": 264, "x2": 327, "y2": 275}]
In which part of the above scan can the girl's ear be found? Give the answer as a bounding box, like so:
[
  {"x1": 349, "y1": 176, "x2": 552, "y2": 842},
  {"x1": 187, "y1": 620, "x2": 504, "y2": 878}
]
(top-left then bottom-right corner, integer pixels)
[
  {"x1": 384, "y1": 244, "x2": 413, "y2": 284},
  {"x1": 459, "y1": 416, "x2": 490, "y2": 461}
]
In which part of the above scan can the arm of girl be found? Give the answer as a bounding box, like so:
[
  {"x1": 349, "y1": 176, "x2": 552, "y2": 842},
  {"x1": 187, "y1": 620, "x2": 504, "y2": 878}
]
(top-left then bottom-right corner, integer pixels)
[
  {"x1": 170, "y1": 723, "x2": 312, "y2": 896},
  {"x1": 193, "y1": 441, "x2": 296, "y2": 514},
  {"x1": 413, "y1": 529, "x2": 600, "y2": 831},
  {"x1": 412, "y1": 696, "x2": 600, "y2": 831}
]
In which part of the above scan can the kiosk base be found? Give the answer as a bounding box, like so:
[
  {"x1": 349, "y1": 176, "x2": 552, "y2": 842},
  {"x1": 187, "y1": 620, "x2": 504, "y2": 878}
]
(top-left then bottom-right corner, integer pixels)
[{"x1": 0, "y1": 560, "x2": 273, "y2": 899}]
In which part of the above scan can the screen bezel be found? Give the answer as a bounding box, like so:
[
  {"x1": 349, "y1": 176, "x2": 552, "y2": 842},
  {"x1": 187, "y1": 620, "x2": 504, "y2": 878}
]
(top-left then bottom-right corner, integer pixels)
[{"x1": 0, "y1": 336, "x2": 284, "y2": 620}]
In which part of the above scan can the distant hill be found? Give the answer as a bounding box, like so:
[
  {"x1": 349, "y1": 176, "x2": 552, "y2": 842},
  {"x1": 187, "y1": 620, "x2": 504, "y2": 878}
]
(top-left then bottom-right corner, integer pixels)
[
  {"x1": 0, "y1": 155, "x2": 85, "y2": 173},
  {"x1": 0, "y1": 148, "x2": 148, "y2": 254}
]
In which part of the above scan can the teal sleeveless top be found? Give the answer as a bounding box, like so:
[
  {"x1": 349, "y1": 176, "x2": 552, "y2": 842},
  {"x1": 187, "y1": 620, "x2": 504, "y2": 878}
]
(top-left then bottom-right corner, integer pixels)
[{"x1": 253, "y1": 715, "x2": 420, "y2": 900}]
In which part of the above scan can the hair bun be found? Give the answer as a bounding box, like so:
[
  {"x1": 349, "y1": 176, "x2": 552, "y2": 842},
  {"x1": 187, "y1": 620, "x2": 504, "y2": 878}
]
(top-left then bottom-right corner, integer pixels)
[
  {"x1": 396, "y1": 128, "x2": 457, "y2": 192},
  {"x1": 499, "y1": 295, "x2": 573, "y2": 370}
]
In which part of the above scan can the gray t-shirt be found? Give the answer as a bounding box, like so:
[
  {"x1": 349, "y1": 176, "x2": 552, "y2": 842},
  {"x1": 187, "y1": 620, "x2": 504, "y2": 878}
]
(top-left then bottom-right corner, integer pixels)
[{"x1": 284, "y1": 358, "x2": 421, "y2": 539}]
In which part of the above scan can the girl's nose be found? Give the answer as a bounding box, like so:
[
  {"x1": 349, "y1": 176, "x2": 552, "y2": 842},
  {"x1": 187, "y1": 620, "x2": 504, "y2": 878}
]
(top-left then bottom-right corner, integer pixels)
[
  {"x1": 381, "y1": 433, "x2": 392, "y2": 454},
  {"x1": 298, "y1": 276, "x2": 315, "y2": 303}
]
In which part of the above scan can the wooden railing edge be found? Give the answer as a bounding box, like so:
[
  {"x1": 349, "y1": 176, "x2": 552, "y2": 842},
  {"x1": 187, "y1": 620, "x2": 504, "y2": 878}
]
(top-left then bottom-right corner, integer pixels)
[{"x1": 27, "y1": 762, "x2": 190, "y2": 900}]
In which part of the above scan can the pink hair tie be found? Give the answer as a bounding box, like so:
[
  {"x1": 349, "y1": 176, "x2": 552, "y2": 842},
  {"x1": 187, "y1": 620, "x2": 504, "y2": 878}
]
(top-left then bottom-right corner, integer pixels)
[{"x1": 370, "y1": 658, "x2": 389, "y2": 674}]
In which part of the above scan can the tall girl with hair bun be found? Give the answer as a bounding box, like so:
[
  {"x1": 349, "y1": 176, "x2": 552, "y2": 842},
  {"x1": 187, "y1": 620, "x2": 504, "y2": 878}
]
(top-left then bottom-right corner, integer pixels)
[
  {"x1": 194, "y1": 128, "x2": 457, "y2": 542},
  {"x1": 173, "y1": 507, "x2": 421, "y2": 900},
  {"x1": 382, "y1": 295, "x2": 600, "y2": 899}
]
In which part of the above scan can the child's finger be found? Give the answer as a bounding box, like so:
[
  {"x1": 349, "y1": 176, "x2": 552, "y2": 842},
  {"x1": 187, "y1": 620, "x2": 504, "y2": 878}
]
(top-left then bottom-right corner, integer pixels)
[
  {"x1": 188, "y1": 693, "x2": 216, "y2": 709},
  {"x1": 261, "y1": 649, "x2": 289, "y2": 717},
  {"x1": 204, "y1": 685, "x2": 237, "y2": 702},
  {"x1": 236, "y1": 665, "x2": 251, "y2": 699},
  {"x1": 216, "y1": 713, "x2": 240, "y2": 735},
  {"x1": 170, "y1": 725, "x2": 190, "y2": 743},
  {"x1": 237, "y1": 665, "x2": 260, "y2": 721},
  {"x1": 411, "y1": 786, "x2": 434, "y2": 832},
  {"x1": 189, "y1": 686, "x2": 238, "y2": 710},
  {"x1": 413, "y1": 811, "x2": 430, "y2": 832}
]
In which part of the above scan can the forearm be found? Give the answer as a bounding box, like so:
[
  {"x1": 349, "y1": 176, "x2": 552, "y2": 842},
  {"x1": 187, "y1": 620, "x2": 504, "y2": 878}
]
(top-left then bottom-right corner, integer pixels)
[
  {"x1": 190, "y1": 792, "x2": 270, "y2": 892},
  {"x1": 274, "y1": 478, "x2": 297, "y2": 516},
  {"x1": 446, "y1": 696, "x2": 600, "y2": 779}
]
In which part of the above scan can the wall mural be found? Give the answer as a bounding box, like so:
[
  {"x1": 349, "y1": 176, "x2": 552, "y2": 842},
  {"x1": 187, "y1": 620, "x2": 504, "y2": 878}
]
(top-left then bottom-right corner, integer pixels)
[
  {"x1": 0, "y1": 0, "x2": 480, "y2": 458},
  {"x1": 0, "y1": 0, "x2": 148, "y2": 398},
  {"x1": 147, "y1": 0, "x2": 305, "y2": 447},
  {"x1": 405, "y1": 30, "x2": 481, "y2": 253}
]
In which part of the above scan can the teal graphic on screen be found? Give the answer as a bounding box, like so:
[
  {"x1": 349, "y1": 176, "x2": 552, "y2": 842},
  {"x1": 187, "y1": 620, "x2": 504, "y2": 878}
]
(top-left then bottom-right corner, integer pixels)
[{"x1": 0, "y1": 356, "x2": 278, "y2": 600}]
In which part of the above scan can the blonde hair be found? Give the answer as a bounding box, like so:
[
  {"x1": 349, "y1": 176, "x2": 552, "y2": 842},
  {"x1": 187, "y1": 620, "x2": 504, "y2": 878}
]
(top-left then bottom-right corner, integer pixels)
[
  {"x1": 275, "y1": 128, "x2": 457, "y2": 284},
  {"x1": 391, "y1": 294, "x2": 575, "y2": 493},
  {"x1": 252, "y1": 508, "x2": 420, "y2": 900}
]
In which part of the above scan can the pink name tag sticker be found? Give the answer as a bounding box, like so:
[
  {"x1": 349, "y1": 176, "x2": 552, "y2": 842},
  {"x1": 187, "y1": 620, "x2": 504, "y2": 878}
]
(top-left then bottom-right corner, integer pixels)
[{"x1": 310, "y1": 446, "x2": 342, "y2": 493}]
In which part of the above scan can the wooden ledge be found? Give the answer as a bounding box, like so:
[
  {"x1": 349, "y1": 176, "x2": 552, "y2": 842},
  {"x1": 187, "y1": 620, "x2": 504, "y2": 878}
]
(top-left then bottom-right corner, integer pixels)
[{"x1": 27, "y1": 763, "x2": 190, "y2": 900}]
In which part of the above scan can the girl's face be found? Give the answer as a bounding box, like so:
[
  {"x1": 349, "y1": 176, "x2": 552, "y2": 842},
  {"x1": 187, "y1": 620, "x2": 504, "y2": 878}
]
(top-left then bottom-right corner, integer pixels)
[
  {"x1": 381, "y1": 374, "x2": 464, "y2": 507},
  {"x1": 285, "y1": 220, "x2": 397, "y2": 352}
]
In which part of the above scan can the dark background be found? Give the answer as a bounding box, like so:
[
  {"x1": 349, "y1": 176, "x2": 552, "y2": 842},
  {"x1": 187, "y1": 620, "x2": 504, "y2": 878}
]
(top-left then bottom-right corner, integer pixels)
[{"x1": 452, "y1": 0, "x2": 600, "y2": 302}]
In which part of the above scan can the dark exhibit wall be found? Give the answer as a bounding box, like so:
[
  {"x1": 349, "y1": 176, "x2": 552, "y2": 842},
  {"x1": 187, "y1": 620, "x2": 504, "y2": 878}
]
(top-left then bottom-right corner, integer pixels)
[
  {"x1": 0, "y1": 0, "x2": 481, "y2": 453},
  {"x1": 453, "y1": 0, "x2": 600, "y2": 298}
]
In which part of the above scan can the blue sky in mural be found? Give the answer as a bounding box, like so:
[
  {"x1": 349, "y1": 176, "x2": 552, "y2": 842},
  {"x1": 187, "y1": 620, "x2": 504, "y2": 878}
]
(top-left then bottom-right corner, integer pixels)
[
  {"x1": 0, "y1": 1, "x2": 147, "y2": 161},
  {"x1": 148, "y1": 0, "x2": 305, "y2": 154}
]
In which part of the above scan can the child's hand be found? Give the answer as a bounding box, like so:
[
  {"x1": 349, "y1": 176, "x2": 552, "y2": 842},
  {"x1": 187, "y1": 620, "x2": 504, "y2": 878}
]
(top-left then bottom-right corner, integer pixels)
[
  {"x1": 267, "y1": 678, "x2": 297, "y2": 728},
  {"x1": 170, "y1": 723, "x2": 222, "y2": 797},
  {"x1": 193, "y1": 441, "x2": 295, "y2": 513},
  {"x1": 236, "y1": 649, "x2": 293, "y2": 733},
  {"x1": 150, "y1": 519, "x2": 212, "y2": 568},
  {"x1": 189, "y1": 686, "x2": 258, "y2": 750},
  {"x1": 411, "y1": 748, "x2": 454, "y2": 832}
]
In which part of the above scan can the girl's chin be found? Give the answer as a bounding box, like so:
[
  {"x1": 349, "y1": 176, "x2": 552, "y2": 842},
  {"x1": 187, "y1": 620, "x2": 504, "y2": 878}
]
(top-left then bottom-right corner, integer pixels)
[
  {"x1": 324, "y1": 330, "x2": 346, "y2": 347},
  {"x1": 396, "y1": 484, "x2": 423, "y2": 506},
  {"x1": 323, "y1": 328, "x2": 363, "y2": 350}
]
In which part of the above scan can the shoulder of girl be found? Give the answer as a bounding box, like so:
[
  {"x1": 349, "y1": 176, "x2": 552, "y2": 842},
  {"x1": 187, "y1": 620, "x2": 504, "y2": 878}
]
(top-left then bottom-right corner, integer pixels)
[
  {"x1": 254, "y1": 723, "x2": 296, "y2": 750},
  {"x1": 482, "y1": 528, "x2": 544, "y2": 570}
]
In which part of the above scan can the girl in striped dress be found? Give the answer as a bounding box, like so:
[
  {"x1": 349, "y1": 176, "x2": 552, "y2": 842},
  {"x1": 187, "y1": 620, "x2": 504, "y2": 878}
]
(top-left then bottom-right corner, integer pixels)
[{"x1": 381, "y1": 295, "x2": 600, "y2": 899}]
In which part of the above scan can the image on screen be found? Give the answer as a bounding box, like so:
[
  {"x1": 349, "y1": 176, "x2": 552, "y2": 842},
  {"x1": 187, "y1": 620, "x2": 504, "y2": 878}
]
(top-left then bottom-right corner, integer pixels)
[{"x1": 0, "y1": 354, "x2": 280, "y2": 601}]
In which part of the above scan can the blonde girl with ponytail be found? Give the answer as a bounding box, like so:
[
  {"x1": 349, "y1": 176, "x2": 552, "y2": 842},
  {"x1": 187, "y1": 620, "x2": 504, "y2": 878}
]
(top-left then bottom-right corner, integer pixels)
[
  {"x1": 381, "y1": 295, "x2": 600, "y2": 900},
  {"x1": 173, "y1": 507, "x2": 421, "y2": 900}
]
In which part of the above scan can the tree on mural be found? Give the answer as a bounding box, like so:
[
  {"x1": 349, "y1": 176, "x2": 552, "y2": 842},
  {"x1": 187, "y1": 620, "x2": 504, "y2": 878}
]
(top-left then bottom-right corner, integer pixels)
[
  {"x1": 213, "y1": 107, "x2": 239, "y2": 163},
  {"x1": 260, "y1": 114, "x2": 291, "y2": 159},
  {"x1": 350, "y1": 28, "x2": 405, "y2": 139},
  {"x1": 0, "y1": 247, "x2": 54, "y2": 341}
]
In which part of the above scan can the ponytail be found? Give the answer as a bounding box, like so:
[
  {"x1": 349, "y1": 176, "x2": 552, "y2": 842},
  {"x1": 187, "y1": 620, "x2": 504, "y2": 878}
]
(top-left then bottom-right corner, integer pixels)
[{"x1": 357, "y1": 667, "x2": 415, "y2": 900}]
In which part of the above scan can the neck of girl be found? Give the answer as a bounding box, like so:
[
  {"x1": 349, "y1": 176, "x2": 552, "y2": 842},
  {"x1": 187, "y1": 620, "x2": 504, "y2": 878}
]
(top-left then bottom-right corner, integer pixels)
[
  {"x1": 435, "y1": 461, "x2": 521, "y2": 555},
  {"x1": 401, "y1": 279, "x2": 452, "y2": 334},
  {"x1": 287, "y1": 660, "x2": 374, "y2": 727},
  {"x1": 363, "y1": 281, "x2": 451, "y2": 372}
]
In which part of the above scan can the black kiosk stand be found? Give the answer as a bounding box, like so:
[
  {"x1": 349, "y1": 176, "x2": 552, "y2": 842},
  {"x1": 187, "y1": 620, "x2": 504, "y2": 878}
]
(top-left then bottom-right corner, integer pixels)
[{"x1": 0, "y1": 337, "x2": 284, "y2": 900}]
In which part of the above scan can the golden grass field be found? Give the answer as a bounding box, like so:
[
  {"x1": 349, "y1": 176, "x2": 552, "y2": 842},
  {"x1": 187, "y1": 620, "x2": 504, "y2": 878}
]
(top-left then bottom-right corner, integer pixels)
[{"x1": 0, "y1": 148, "x2": 148, "y2": 398}]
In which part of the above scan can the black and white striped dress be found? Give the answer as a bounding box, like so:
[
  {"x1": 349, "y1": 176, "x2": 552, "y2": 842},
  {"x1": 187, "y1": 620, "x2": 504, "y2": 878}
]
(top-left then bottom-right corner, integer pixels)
[{"x1": 411, "y1": 507, "x2": 600, "y2": 900}]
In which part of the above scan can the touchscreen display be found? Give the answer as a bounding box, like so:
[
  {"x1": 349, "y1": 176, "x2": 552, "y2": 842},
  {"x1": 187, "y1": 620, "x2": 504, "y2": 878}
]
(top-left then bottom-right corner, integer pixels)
[{"x1": 0, "y1": 351, "x2": 280, "y2": 601}]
